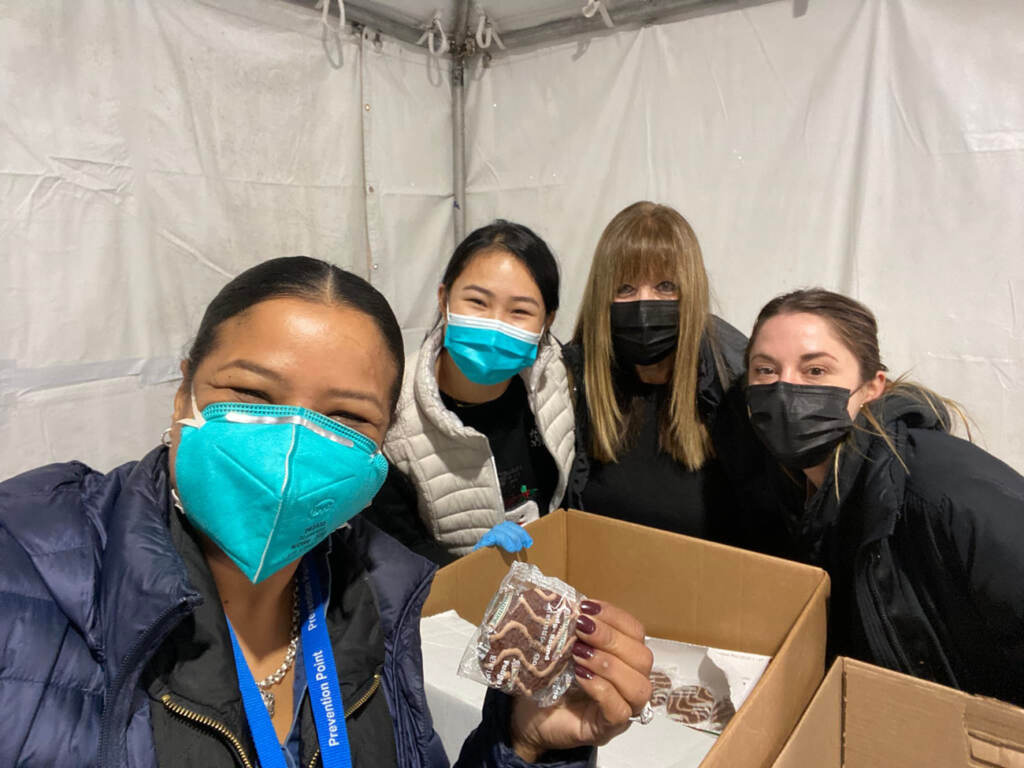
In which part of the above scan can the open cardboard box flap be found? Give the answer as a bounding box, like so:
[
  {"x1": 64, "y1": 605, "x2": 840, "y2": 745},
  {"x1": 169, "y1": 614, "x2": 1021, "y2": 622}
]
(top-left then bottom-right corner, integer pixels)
[
  {"x1": 773, "y1": 657, "x2": 1024, "y2": 768},
  {"x1": 423, "y1": 509, "x2": 830, "y2": 768}
]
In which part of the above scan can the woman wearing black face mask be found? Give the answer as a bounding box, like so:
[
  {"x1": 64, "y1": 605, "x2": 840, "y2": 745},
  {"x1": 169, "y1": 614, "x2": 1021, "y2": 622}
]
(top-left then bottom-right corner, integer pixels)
[
  {"x1": 740, "y1": 288, "x2": 1024, "y2": 706},
  {"x1": 561, "y1": 202, "x2": 748, "y2": 537}
]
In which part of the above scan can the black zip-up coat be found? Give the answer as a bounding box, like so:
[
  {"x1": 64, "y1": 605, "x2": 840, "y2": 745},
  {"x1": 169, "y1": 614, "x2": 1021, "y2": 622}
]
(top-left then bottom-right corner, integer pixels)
[
  {"x1": 730, "y1": 394, "x2": 1024, "y2": 705},
  {"x1": 0, "y1": 446, "x2": 594, "y2": 767}
]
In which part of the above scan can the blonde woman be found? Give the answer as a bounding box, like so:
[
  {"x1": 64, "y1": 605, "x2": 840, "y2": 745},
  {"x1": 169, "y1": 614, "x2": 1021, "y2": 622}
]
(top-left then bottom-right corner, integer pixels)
[{"x1": 563, "y1": 202, "x2": 747, "y2": 536}]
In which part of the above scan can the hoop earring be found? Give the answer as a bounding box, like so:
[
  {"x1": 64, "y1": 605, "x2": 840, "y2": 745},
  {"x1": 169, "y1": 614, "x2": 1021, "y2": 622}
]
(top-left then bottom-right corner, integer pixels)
[{"x1": 160, "y1": 427, "x2": 172, "y2": 447}]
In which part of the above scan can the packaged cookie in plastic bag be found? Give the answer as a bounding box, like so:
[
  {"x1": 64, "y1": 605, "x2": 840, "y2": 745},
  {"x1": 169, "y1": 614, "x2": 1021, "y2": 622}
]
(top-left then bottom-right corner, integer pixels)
[{"x1": 458, "y1": 561, "x2": 583, "y2": 707}]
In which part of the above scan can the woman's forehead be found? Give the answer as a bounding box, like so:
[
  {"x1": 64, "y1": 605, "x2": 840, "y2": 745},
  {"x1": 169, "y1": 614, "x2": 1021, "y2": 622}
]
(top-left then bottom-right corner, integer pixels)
[
  {"x1": 754, "y1": 313, "x2": 850, "y2": 358},
  {"x1": 453, "y1": 250, "x2": 542, "y2": 303},
  {"x1": 200, "y1": 297, "x2": 395, "y2": 389}
]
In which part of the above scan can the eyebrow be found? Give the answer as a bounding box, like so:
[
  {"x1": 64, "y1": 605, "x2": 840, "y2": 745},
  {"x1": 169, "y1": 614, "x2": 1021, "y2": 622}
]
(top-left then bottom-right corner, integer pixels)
[
  {"x1": 324, "y1": 388, "x2": 385, "y2": 409},
  {"x1": 749, "y1": 351, "x2": 840, "y2": 365},
  {"x1": 218, "y1": 359, "x2": 385, "y2": 410},
  {"x1": 462, "y1": 284, "x2": 541, "y2": 308},
  {"x1": 799, "y1": 351, "x2": 839, "y2": 363},
  {"x1": 219, "y1": 359, "x2": 285, "y2": 382}
]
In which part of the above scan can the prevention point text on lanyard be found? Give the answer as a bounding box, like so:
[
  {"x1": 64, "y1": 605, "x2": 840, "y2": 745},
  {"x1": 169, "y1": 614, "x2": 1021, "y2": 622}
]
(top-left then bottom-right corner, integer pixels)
[{"x1": 226, "y1": 557, "x2": 352, "y2": 768}]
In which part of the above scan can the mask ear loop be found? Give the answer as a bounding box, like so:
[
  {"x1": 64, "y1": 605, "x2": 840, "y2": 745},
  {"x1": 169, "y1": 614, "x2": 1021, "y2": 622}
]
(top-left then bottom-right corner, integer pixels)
[
  {"x1": 177, "y1": 388, "x2": 207, "y2": 430},
  {"x1": 169, "y1": 388, "x2": 205, "y2": 517}
]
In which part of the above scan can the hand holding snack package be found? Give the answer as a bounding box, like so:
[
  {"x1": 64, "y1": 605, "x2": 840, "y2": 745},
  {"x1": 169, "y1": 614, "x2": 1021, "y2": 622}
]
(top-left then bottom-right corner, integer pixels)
[
  {"x1": 458, "y1": 561, "x2": 656, "y2": 761},
  {"x1": 459, "y1": 561, "x2": 582, "y2": 706}
]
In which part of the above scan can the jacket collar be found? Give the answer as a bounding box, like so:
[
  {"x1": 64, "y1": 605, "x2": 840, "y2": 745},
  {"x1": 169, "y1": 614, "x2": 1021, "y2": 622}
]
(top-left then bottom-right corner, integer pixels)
[
  {"x1": 412, "y1": 324, "x2": 560, "y2": 438},
  {"x1": 800, "y1": 392, "x2": 950, "y2": 558},
  {"x1": 91, "y1": 447, "x2": 435, "y2": 687},
  {"x1": 142, "y1": 506, "x2": 244, "y2": 720},
  {"x1": 146, "y1": 512, "x2": 402, "y2": 729}
]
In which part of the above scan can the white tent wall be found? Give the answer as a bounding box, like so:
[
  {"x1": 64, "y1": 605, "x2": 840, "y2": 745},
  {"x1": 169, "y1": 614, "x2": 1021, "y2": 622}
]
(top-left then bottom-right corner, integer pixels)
[
  {"x1": 0, "y1": 0, "x2": 452, "y2": 478},
  {"x1": 464, "y1": 0, "x2": 1024, "y2": 472},
  {"x1": 3, "y1": 0, "x2": 1022, "y2": 478}
]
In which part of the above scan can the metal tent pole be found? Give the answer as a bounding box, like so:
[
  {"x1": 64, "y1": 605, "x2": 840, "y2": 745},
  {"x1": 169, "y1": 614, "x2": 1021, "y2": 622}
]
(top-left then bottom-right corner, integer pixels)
[
  {"x1": 498, "y1": 0, "x2": 785, "y2": 50},
  {"x1": 451, "y1": 0, "x2": 471, "y2": 245}
]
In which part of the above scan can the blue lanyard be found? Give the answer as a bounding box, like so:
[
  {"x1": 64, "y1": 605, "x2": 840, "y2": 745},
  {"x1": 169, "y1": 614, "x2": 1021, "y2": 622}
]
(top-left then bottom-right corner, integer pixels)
[{"x1": 227, "y1": 558, "x2": 352, "y2": 768}]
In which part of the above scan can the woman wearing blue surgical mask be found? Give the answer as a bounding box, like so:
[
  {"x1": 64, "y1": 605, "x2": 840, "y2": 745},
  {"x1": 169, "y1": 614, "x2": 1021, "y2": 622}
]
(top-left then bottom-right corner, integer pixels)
[
  {"x1": 0, "y1": 257, "x2": 653, "y2": 766},
  {"x1": 734, "y1": 288, "x2": 1024, "y2": 706},
  {"x1": 366, "y1": 221, "x2": 573, "y2": 563}
]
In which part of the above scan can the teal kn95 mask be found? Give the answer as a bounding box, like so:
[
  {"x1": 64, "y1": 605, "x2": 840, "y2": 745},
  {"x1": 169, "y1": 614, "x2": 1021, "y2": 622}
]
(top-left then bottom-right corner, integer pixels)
[
  {"x1": 442, "y1": 308, "x2": 542, "y2": 386},
  {"x1": 174, "y1": 395, "x2": 388, "y2": 583}
]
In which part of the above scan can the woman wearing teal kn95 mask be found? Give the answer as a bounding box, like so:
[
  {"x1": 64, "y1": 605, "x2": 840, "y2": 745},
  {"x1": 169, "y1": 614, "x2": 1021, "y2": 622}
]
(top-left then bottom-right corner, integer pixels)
[
  {"x1": 367, "y1": 221, "x2": 575, "y2": 564},
  {"x1": 0, "y1": 256, "x2": 654, "y2": 767}
]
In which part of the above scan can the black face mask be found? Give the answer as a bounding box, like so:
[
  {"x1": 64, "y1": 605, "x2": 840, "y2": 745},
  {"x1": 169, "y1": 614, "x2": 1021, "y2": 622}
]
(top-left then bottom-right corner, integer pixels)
[
  {"x1": 746, "y1": 381, "x2": 854, "y2": 469},
  {"x1": 609, "y1": 300, "x2": 679, "y2": 367}
]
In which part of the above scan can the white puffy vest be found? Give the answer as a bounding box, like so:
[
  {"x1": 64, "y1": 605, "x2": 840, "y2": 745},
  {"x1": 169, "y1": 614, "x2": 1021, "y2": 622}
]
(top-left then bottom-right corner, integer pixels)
[{"x1": 383, "y1": 327, "x2": 575, "y2": 557}]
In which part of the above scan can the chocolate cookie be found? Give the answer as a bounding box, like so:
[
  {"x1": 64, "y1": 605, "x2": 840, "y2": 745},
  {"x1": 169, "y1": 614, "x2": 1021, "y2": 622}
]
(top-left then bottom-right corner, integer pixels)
[
  {"x1": 649, "y1": 669, "x2": 673, "y2": 706},
  {"x1": 665, "y1": 685, "x2": 715, "y2": 725},
  {"x1": 479, "y1": 586, "x2": 577, "y2": 697}
]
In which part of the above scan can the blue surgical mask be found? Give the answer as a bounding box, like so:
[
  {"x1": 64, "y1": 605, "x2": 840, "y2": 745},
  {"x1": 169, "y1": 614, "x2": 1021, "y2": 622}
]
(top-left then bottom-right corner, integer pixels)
[
  {"x1": 443, "y1": 308, "x2": 542, "y2": 386},
  {"x1": 174, "y1": 393, "x2": 387, "y2": 583}
]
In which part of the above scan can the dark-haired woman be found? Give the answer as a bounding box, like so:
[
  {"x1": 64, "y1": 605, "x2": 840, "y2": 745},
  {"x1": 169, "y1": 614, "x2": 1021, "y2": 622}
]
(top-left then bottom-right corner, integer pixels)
[
  {"x1": 739, "y1": 288, "x2": 1024, "y2": 705},
  {"x1": 368, "y1": 221, "x2": 574, "y2": 563},
  {"x1": 0, "y1": 257, "x2": 653, "y2": 766},
  {"x1": 563, "y1": 202, "x2": 747, "y2": 538}
]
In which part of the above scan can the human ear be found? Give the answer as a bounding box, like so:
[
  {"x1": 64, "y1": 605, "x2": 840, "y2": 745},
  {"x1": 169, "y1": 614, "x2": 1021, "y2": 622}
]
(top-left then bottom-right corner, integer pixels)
[
  {"x1": 436, "y1": 284, "x2": 448, "y2": 317},
  {"x1": 862, "y1": 370, "x2": 887, "y2": 405}
]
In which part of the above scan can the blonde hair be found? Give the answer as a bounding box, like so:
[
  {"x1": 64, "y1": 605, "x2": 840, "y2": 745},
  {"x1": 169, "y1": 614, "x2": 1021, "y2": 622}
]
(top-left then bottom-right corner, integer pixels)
[{"x1": 572, "y1": 202, "x2": 714, "y2": 469}]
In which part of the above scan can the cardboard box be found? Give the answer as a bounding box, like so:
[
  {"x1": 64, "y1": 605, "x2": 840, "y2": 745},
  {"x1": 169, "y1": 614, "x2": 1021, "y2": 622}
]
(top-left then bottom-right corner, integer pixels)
[
  {"x1": 773, "y1": 657, "x2": 1024, "y2": 768},
  {"x1": 422, "y1": 508, "x2": 830, "y2": 768}
]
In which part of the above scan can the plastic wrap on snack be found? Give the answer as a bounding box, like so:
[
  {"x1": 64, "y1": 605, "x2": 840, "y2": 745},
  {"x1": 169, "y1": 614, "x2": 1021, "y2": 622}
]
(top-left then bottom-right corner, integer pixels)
[{"x1": 458, "y1": 561, "x2": 583, "y2": 707}]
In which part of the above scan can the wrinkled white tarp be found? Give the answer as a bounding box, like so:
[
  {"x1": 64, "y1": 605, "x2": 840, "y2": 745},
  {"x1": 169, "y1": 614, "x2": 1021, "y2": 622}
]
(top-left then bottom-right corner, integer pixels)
[
  {"x1": 464, "y1": 0, "x2": 1024, "y2": 471},
  {"x1": 0, "y1": 0, "x2": 452, "y2": 476},
  {"x1": 2, "y1": 0, "x2": 1022, "y2": 478}
]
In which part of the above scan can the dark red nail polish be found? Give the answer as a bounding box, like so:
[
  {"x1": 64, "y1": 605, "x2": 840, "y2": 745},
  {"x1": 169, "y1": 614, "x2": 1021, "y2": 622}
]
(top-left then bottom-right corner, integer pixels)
[
  {"x1": 576, "y1": 615, "x2": 596, "y2": 635},
  {"x1": 575, "y1": 663, "x2": 594, "y2": 680},
  {"x1": 580, "y1": 600, "x2": 601, "y2": 616},
  {"x1": 572, "y1": 641, "x2": 595, "y2": 660}
]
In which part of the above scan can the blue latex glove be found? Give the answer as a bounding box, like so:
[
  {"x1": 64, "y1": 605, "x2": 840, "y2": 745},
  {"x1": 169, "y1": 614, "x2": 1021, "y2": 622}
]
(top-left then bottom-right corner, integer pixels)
[{"x1": 472, "y1": 521, "x2": 534, "y2": 553}]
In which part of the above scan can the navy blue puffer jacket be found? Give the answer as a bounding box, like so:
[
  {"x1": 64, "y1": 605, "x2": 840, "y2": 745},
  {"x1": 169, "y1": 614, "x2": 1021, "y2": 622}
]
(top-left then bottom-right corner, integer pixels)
[{"x1": 0, "y1": 446, "x2": 592, "y2": 768}]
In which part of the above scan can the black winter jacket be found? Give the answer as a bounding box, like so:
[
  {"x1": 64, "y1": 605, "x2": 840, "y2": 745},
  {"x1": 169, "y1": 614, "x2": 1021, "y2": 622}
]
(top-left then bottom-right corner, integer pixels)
[{"x1": 730, "y1": 393, "x2": 1024, "y2": 705}]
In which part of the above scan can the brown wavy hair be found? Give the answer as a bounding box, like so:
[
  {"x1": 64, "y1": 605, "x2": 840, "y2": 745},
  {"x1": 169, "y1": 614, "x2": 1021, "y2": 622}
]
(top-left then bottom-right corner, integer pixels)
[{"x1": 572, "y1": 201, "x2": 714, "y2": 469}]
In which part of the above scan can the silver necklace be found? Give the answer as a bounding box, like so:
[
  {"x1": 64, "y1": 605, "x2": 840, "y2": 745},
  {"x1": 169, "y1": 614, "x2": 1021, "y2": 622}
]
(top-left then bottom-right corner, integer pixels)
[
  {"x1": 170, "y1": 489, "x2": 300, "y2": 717},
  {"x1": 254, "y1": 579, "x2": 301, "y2": 717}
]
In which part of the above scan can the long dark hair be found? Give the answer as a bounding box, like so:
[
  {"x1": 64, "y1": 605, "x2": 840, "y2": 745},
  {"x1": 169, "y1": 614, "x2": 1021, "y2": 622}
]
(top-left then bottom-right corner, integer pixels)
[
  {"x1": 185, "y1": 257, "x2": 404, "y2": 412},
  {"x1": 440, "y1": 220, "x2": 560, "y2": 316}
]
